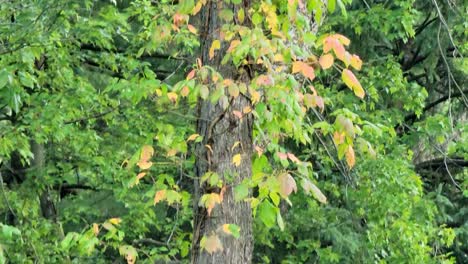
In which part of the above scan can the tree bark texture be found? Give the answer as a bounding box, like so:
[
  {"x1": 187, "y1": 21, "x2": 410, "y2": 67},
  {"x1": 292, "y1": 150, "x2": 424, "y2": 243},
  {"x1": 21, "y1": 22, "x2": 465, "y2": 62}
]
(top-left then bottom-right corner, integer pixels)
[{"x1": 192, "y1": 1, "x2": 254, "y2": 263}]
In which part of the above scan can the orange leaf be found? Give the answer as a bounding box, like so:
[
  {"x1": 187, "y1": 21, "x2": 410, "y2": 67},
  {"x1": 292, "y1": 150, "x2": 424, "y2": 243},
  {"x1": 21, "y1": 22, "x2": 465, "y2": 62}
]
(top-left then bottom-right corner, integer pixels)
[
  {"x1": 278, "y1": 173, "x2": 297, "y2": 197},
  {"x1": 243, "y1": 106, "x2": 252, "y2": 114},
  {"x1": 167, "y1": 92, "x2": 178, "y2": 103},
  {"x1": 292, "y1": 61, "x2": 315, "y2": 80},
  {"x1": 200, "y1": 234, "x2": 223, "y2": 254},
  {"x1": 342, "y1": 69, "x2": 365, "y2": 99},
  {"x1": 137, "y1": 161, "x2": 152, "y2": 170},
  {"x1": 180, "y1": 86, "x2": 190, "y2": 97},
  {"x1": 200, "y1": 193, "x2": 222, "y2": 216},
  {"x1": 256, "y1": 75, "x2": 273, "y2": 86},
  {"x1": 232, "y1": 110, "x2": 243, "y2": 119},
  {"x1": 319, "y1": 54, "x2": 334, "y2": 69},
  {"x1": 277, "y1": 152, "x2": 288, "y2": 160},
  {"x1": 167, "y1": 149, "x2": 177, "y2": 157},
  {"x1": 136, "y1": 172, "x2": 146, "y2": 180},
  {"x1": 154, "y1": 190, "x2": 167, "y2": 205},
  {"x1": 227, "y1": 40, "x2": 241, "y2": 53},
  {"x1": 345, "y1": 145, "x2": 355, "y2": 168},
  {"x1": 287, "y1": 153, "x2": 300, "y2": 163},
  {"x1": 140, "y1": 145, "x2": 154, "y2": 162},
  {"x1": 187, "y1": 24, "x2": 197, "y2": 34},
  {"x1": 186, "y1": 69, "x2": 196, "y2": 80},
  {"x1": 187, "y1": 133, "x2": 200, "y2": 141}
]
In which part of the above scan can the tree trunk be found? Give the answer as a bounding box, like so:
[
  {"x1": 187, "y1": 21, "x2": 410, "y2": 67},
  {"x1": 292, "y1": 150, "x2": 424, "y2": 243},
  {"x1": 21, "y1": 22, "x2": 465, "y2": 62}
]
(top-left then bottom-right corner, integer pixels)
[{"x1": 192, "y1": 1, "x2": 254, "y2": 263}]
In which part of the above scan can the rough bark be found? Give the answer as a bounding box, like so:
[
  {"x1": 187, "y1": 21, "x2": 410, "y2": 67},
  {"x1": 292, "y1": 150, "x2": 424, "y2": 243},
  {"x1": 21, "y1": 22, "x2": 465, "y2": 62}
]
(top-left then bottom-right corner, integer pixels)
[{"x1": 192, "y1": 1, "x2": 254, "y2": 263}]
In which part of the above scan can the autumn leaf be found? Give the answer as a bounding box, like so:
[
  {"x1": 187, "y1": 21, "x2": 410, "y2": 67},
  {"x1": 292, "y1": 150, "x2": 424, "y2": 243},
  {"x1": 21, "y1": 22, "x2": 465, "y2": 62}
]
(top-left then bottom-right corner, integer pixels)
[
  {"x1": 187, "y1": 24, "x2": 197, "y2": 34},
  {"x1": 200, "y1": 234, "x2": 223, "y2": 254},
  {"x1": 186, "y1": 69, "x2": 196, "y2": 80},
  {"x1": 319, "y1": 54, "x2": 334, "y2": 69},
  {"x1": 154, "y1": 190, "x2": 167, "y2": 205},
  {"x1": 350, "y1": 54, "x2": 362, "y2": 70},
  {"x1": 167, "y1": 92, "x2": 178, "y2": 103},
  {"x1": 209, "y1": 39, "x2": 221, "y2": 59},
  {"x1": 200, "y1": 193, "x2": 222, "y2": 216},
  {"x1": 136, "y1": 161, "x2": 152, "y2": 170},
  {"x1": 277, "y1": 152, "x2": 288, "y2": 160},
  {"x1": 277, "y1": 173, "x2": 297, "y2": 197},
  {"x1": 228, "y1": 84, "x2": 239, "y2": 97},
  {"x1": 333, "y1": 34, "x2": 351, "y2": 46},
  {"x1": 302, "y1": 179, "x2": 327, "y2": 204},
  {"x1": 92, "y1": 223, "x2": 99, "y2": 236},
  {"x1": 292, "y1": 61, "x2": 315, "y2": 80},
  {"x1": 250, "y1": 90, "x2": 260, "y2": 104},
  {"x1": 345, "y1": 145, "x2": 355, "y2": 168},
  {"x1": 342, "y1": 69, "x2": 365, "y2": 99},
  {"x1": 232, "y1": 154, "x2": 241, "y2": 166},
  {"x1": 227, "y1": 40, "x2": 241, "y2": 53},
  {"x1": 119, "y1": 245, "x2": 138, "y2": 264},
  {"x1": 140, "y1": 145, "x2": 154, "y2": 162},
  {"x1": 180, "y1": 86, "x2": 190, "y2": 97},
  {"x1": 254, "y1": 145, "x2": 263, "y2": 156},
  {"x1": 232, "y1": 110, "x2": 243, "y2": 119},
  {"x1": 109, "y1": 218, "x2": 122, "y2": 225},
  {"x1": 222, "y1": 224, "x2": 241, "y2": 238},
  {"x1": 167, "y1": 149, "x2": 177, "y2": 157},
  {"x1": 187, "y1": 133, "x2": 200, "y2": 141},
  {"x1": 287, "y1": 153, "x2": 300, "y2": 163}
]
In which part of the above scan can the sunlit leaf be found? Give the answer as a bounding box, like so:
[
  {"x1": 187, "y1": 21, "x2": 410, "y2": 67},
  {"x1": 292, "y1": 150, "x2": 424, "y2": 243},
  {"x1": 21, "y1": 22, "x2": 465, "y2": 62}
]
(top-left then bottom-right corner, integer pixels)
[
  {"x1": 345, "y1": 145, "x2": 355, "y2": 168},
  {"x1": 319, "y1": 54, "x2": 334, "y2": 69},
  {"x1": 232, "y1": 154, "x2": 241, "y2": 166},
  {"x1": 154, "y1": 190, "x2": 167, "y2": 205},
  {"x1": 209, "y1": 39, "x2": 221, "y2": 59},
  {"x1": 292, "y1": 61, "x2": 315, "y2": 80},
  {"x1": 222, "y1": 224, "x2": 240, "y2": 238},
  {"x1": 342, "y1": 69, "x2": 365, "y2": 98}
]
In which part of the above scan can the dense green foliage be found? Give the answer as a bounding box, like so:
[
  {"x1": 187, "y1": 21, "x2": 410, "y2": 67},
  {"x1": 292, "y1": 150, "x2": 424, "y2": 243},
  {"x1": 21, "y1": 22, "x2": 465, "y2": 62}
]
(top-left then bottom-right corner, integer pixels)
[{"x1": 0, "y1": 0, "x2": 466, "y2": 263}]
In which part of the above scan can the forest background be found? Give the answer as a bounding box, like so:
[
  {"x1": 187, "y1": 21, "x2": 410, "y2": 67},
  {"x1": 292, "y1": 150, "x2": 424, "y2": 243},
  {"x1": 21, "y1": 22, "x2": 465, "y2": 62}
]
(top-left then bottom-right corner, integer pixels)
[{"x1": 0, "y1": 0, "x2": 466, "y2": 263}]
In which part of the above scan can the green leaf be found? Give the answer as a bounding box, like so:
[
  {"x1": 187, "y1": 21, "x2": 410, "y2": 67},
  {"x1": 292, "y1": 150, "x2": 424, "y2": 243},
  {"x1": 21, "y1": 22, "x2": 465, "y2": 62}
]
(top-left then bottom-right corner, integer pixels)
[
  {"x1": 234, "y1": 183, "x2": 249, "y2": 201},
  {"x1": 258, "y1": 200, "x2": 276, "y2": 228}
]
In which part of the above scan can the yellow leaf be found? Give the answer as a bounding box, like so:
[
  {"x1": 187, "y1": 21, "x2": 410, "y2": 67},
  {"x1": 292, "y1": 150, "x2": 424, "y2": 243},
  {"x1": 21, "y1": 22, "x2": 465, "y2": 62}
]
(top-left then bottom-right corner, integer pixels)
[
  {"x1": 232, "y1": 154, "x2": 241, "y2": 167},
  {"x1": 334, "y1": 34, "x2": 351, "y2": 46},
  {"x1": 200, "y1": 234, "x2": 223, "y2": 254},
  {"x1": 154, "y1": 190, "x2": 167, "y2": 205},
  {"x1": 187, "y1": 133, "x2": 200, "y2": 141},
  {"x1": 345, "y1": 145, "x2": 355, "y2": 168},
  {"x1": 192, "y1": 1, "x2": 203, "y2": 15},
  {"x1": 167, "y1": 149, "x2": 177, "y2": 157},
  {"x1": 140, "y1": 145, "x2": 154, "y2": 162},
  {"x1": 136, "y1": 161, "x2": 152, "y2": 170},
  {"x1": 319, "y1": 54, "x2": 334, "y2": 69},
  {"x1": 342, "y1": 69, "x2": 365, "y2": 99},
  {"x1": 286, "y1": 153, "x2": 300, "y2": 163},
  {"x1": 167, "y1": 92, "x2": 178, "y2": 103},
  {"x1": 205, "y1": 144, "x2": 213, "y2": 154},
  {"x1": 350, "y1": 54, "x2": 362, "y2": 70},
  {"x1": 237, "y1": 8, "x2": 245, "y2": 24},
  {"x1": 92, "y1": 223, "x2": 99, "y2": 236},
  {"x1": 250, "y1": 90, "x2": 260, "y2": 104},
  {"x1": 231, "y1": 141, "x2": 241, "y2": 151},
  {"x1": 222, "y1": 224, "x2": 232, "y2": 235},
  {"x1": 228, "y1": 84, "x2": 239, "y2": 97},
  {"x1": 242, "y1": 106, "x2": 251, "y2": 114},
  {"x1": 109, "y1": 218, "x2": 122, "y2": 225},
  {"x1": 209, "y1": 39, "x2": 221, "y2": 60}
]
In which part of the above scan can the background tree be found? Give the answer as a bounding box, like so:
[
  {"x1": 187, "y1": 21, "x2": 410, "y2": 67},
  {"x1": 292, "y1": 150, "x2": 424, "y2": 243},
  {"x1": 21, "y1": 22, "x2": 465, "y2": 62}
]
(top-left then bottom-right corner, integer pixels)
[{"x1": 0, "y1": 0, "x2": 464, "y2": 263}]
